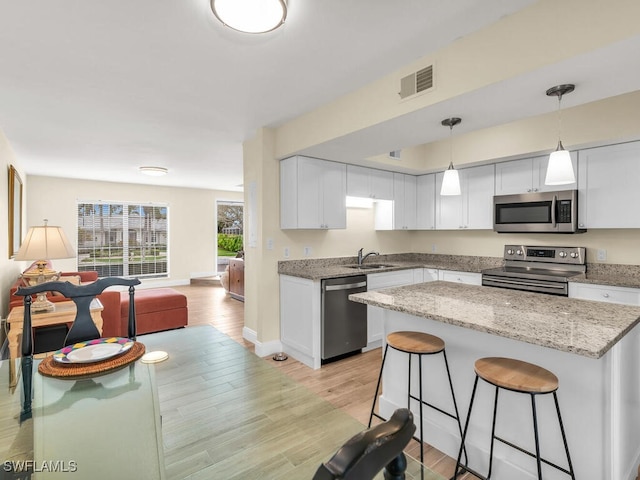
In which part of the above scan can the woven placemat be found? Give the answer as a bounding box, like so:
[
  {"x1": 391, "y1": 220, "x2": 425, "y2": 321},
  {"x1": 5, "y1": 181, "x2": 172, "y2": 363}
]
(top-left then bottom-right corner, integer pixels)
[{"x1": 38, "y1": 342, "x2": 146, "y2": 379}]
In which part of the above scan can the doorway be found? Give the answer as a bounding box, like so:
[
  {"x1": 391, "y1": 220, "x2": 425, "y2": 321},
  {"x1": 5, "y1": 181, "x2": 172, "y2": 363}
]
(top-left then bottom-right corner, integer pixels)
[{"x1": 216, "y1": 201, "x2": 244, "y2": 275}]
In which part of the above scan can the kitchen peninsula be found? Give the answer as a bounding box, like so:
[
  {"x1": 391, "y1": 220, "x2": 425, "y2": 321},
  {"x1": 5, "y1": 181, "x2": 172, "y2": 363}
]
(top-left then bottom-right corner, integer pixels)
[{"x1": 349, "y1": 281, "x2": 640, "y2": 480}]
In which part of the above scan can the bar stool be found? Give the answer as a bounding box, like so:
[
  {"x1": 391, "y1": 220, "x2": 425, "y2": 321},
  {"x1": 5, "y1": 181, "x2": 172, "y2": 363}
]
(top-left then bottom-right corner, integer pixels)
[
  {"x1": 368, "y1": 331, "x2": 466, "y2": 465},
  {"x1": 453, "y1": 357, "x2": 575, "y2": 480}
]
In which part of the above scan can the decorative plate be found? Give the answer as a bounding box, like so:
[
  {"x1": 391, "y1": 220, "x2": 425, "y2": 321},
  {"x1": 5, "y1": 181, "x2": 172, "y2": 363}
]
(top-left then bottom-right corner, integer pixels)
[{"x1": 52, "y1": 337, "x2": 134, "y2": 364}]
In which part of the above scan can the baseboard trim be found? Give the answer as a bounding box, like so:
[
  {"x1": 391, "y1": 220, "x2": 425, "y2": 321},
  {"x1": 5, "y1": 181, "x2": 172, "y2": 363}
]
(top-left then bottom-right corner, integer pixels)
[{"x1": 242, "y1": 327, "x2": 282, "y2": 358}]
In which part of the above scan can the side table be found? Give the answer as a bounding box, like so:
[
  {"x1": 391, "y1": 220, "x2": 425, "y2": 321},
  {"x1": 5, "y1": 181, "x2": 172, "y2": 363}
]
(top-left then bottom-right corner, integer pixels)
[{"x1": 7, "y1": 299, "x2": 104, "y2": 387}]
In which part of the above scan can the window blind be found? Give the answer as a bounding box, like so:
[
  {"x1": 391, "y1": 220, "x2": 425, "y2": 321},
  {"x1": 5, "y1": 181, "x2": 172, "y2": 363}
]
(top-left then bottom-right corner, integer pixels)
[{"x1": 77, "y1": 201, "x2": 168, "y2": 278}]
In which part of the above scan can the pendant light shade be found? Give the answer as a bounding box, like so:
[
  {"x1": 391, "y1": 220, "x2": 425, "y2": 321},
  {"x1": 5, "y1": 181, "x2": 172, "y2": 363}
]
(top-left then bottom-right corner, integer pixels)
[
  {"x1": 545, "y1": 141, "x2": 575, "y2": 185},
  {"x1": 440, "y1": 117, "x2": 462, "y2": 196},
  {"x1": 545, "y1": 84, "x2": 576, "y2": 185},
  {"x1": 441, "y1": 162, "x2": 461, "y2": 196},
  {"x1": 211, "y1": 0, "x2": 287, "y2": 34}
]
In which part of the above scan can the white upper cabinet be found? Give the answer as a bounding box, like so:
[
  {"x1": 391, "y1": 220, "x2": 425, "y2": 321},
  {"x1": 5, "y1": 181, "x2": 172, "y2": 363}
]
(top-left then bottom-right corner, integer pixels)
[
  {"x1": 435, "y1": 164, "x2": 495, "y2": 230},
  {"x1": 416, "y1": 174, "x2": 436, "y2": 230},
  {"x1": 280, "y1": 156, "x2": 346, "y2": 230},
  {"x1": 577, "y1": 141, "x2": 640, "y2": 228},
  {"x1": 494, "y1": 153, "x2": 578, "y2": 196},
  {"x1": 346, "y1": 165, "x2": 394, "y2": 200},
  {"x1": 393, "y1": 173, "x2": 417, "y2": 230}
]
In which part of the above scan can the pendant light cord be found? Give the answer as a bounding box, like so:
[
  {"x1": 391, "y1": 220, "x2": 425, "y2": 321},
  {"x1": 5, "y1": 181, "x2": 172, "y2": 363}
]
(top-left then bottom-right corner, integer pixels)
[{"x1": 557, "y1": 93, "x2": 563, "y2": 144}]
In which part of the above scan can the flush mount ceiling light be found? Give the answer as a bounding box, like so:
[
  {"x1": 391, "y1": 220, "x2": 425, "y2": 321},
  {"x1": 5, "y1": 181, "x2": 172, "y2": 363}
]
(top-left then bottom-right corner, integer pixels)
[
  {"x1": 440, "y1": 117, "x2": 462, "y2": 196},
  {"x1": 545, "y1": 84, "x2": 576, "y2": 185},
  {"x1": 211, "y1": 0, "x2": 287, "y2": 34},
  {"x1": 139, "y1": 166, "x2": 168, "y2": 177}
]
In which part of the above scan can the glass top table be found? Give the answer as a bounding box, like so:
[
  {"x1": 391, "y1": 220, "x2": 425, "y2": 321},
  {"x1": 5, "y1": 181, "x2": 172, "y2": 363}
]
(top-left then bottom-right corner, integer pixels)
[
  {"x1": 1, "y1": 326, "x2": 446, "y2": 480},
  {"x1": 1, "y1": 358, "x2": 165, "y2": 479}
]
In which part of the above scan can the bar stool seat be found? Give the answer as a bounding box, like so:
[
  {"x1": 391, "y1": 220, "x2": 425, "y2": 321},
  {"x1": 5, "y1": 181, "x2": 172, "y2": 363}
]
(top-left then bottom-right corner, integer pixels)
[
  {"x1": 475, "y1": 357, "x2": 558, "y2": 393},
  {"x1": 387, "y1": 331, "x2": 445, "y2": 355},
  {"x1": 369, "y1": 331, "x2": 465, "y2": 466},
  {"x1": 454, "y1": 357, "x2": 575, "y2": 480}
]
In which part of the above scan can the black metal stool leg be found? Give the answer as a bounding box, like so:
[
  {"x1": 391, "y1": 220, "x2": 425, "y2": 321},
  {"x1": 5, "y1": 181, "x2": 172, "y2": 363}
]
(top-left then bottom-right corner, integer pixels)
[
  {"x1": 531, "y1": 394, "x2": 543, "y2": 479},
  {"x1": 407, "y1": 352, "x2": 412, "y2": 410},
  {"x1": 418, "y1": 353, "x2": 424, "y2": 466},
  {"x1": 487, "y1": 385, "x2": 500, "y2": 479},
  {"x1": 454, "y1": 374, "x2": 479, "y2": 480},
  {"x1": 443, "y1": 350, "x2": 467, "y2": 465},
  {"x1": 553, "y1": 392, "x2": 576, "y2": 480},
  {"x1": 369, "y1": 344, "x2": 389, "y2": 427}
]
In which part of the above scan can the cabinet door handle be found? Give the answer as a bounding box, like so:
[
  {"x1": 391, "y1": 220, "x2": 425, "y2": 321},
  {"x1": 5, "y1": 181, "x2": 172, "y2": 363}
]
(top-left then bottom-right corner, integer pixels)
[{"x1": 603, "y1": 293, "x2": 610, "y2": 298}]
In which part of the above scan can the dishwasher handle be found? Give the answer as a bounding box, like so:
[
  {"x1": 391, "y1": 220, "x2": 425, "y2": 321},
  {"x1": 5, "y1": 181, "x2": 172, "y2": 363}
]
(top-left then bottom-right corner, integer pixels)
[{"x1": 324, "y1": 281, "x2": 367, "y2": 291}]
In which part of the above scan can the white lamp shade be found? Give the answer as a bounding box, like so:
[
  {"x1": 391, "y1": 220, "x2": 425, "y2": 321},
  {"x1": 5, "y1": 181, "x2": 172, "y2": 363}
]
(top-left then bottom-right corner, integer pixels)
[
  {"x1": 545, "y1": 148, "x2": 575, "y2": 185},
  {"x1": 211, "y1": 0, "x2": 287, "y2": 34},
  {"x1": 440, "y1": 167, "x2": 461, "y2": 196},
  {"x1": 15, "y1": 225, "x2": 76, "y2": 261}
]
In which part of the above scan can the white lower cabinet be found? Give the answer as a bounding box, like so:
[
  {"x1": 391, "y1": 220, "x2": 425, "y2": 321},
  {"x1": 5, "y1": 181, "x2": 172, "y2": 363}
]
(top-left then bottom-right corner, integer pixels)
[
  {"x1": 569, "y1": 282, "x2": 640, "y2": 306},
  {"x1": 366, "y1": 269, "x2": 425, "y2": 349},
  {"x1": 279, "y1": 275, "x2": 321, "y2": 369},
  {"x1": 438, "y1": 270, "x2": 482, "y2": 285}
]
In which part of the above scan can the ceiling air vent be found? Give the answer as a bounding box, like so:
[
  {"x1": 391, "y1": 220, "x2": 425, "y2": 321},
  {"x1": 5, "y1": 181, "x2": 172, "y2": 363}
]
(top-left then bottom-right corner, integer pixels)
[
  {"x1": 389, "y1": 150, "x2": 401, "y2": 160},
  {"x1": 399, "y1": 65, "x2": 433, "y2": 99}
]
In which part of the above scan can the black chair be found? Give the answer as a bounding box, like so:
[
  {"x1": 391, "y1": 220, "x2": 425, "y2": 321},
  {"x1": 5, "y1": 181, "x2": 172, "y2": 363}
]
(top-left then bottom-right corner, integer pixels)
[
  {"x1": 14, "y1": 277, "x2": 141, "y2": 421},
  {"x1": 313, "y1": 408, "x2": 416, "y2": 480}
]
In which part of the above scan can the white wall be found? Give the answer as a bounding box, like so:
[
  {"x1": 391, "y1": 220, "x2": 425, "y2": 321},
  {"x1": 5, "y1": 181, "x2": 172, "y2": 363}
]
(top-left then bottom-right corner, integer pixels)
[
  {"x1": 0, "y1": 131, "x2": 25, "y2": 338},
  {"x1": 26, "y1": 176, "x2": 242, "y2": 286}
]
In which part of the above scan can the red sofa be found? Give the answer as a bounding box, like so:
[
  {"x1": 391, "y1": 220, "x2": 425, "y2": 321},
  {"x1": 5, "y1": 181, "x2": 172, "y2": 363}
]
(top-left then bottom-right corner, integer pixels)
[{"x1": 9, "y1": 271, "x2": 188, "y2": 338}]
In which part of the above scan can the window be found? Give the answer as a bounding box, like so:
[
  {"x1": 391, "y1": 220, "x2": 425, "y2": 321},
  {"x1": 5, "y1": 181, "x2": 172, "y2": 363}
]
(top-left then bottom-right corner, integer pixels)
[{"x1": 77, "y1": 201, "x2": 168, "y2": 278}]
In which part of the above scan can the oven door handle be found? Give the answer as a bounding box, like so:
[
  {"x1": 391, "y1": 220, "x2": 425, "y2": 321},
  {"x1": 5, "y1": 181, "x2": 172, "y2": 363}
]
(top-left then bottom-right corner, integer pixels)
[
  {"x1": 483, "y1": 277, "x2": 566, "y2": 290},
  {"x1": 551, "y1": 195, "x2": 557, "y2": 228}
]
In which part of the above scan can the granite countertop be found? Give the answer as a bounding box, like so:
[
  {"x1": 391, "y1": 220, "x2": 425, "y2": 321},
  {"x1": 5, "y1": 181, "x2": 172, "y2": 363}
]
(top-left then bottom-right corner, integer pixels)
[
  {"x1": 278, "y1": 254, "x2": 640, "y2": 289},
  {"x1": 349, "y1": 281, "x2": 640, "y2": 359},
  {"x1": 277, "y1": 254, "x2": 502, "y2": 280}
]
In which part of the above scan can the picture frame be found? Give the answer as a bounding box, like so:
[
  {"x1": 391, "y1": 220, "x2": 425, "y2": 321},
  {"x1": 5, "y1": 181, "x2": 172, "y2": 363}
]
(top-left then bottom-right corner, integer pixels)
[{"x1": 8, "y1": 165, "x2": 22, "y2": 258}]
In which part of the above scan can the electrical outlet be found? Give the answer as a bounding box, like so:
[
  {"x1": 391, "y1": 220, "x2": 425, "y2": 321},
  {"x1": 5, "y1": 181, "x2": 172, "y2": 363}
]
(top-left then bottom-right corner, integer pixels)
[
  {"x1": 283, "y1": 247, "x2": 290, "y2": 258},
  {"x1": 431, "y1": 244, "x2": 437, "y2": 253},
  {"x1": 597, "y1": 249, "x2": 607, "y2": 261},
  {"x1": 304, "y1": 246, "x2": 312, "y2": 257},
  {"x1": 266, "y1": 238, "x2": 273, "y2": 250}
]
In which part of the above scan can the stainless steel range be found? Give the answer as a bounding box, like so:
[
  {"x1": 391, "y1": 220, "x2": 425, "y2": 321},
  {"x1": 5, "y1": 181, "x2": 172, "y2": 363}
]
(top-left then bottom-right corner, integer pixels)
[{"x1": 482, "y1": 245, "x2": 586, "y2": 296}]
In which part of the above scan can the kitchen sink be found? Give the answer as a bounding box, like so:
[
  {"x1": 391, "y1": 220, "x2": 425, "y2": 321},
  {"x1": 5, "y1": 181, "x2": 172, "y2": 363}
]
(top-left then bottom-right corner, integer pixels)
[{"x1": 346, "y1": 264, "x2": 393, "y2": 270}]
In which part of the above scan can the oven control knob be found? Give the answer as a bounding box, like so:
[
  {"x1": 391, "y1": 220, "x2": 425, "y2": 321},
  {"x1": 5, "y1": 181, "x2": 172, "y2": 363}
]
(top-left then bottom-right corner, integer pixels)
[
  {"x1": 515, "y1": 249, "x2": 522, "y2": 256},
  {"x1": 507, "y1": 248, "x2": 514, "y2": 255},
  {"x1": 559, "y1": 251, "x2": 567, "y2": 258},
  {"x1": 570, "y1": 252, "x2": 578, "y2": 258}
]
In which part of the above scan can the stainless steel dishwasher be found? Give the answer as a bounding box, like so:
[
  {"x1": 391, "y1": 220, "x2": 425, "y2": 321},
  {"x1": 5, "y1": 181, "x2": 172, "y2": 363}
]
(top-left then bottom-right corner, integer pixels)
[{"x1": 321, "y1": 275, "x2": 367, "y2": 362}]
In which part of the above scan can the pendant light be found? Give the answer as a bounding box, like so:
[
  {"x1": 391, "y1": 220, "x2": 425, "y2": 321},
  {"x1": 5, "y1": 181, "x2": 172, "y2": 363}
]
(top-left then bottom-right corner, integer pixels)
[
  {"x1": 545, "y1": 84, "x2": 576, "y2": 185},
  {"x1": 211, "y1": 0, "x2": 287, "y2": 34},
  {"x1": 440, "y1": 117, "x2": 462, "y2": 196}
]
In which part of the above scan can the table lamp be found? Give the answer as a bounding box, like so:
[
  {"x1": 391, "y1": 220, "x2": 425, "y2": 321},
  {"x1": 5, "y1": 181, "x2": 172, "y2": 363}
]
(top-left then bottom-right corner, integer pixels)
[{"x1": 14, "y1": 219, "x2": 76, "y2": 312}]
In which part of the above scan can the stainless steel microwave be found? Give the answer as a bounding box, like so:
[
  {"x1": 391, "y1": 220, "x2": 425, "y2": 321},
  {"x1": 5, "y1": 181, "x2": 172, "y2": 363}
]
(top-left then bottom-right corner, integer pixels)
[{"x1": 493, "y1": 189, "x2": 585, "y2": 233}]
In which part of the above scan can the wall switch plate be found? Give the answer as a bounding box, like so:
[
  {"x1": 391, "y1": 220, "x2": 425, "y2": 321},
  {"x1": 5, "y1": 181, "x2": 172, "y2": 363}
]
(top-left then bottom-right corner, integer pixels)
[
  {"x1": 304, "y1": 246, "x2": 312, "y2": 257},
  {"x1": 266, "y1": 238, "x2": 273, "y2": 250},
  {"x1": 283, "y1": 247, "x2": 290, "y2": 258},
  {"x1": 597, "y1": 249, "x2": 607, "y2": 261}
]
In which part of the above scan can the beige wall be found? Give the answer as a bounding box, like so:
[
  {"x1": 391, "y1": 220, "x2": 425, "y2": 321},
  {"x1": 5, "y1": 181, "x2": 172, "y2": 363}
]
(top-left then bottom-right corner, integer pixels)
[
  {"x1": 274, "y1": 0, "x2": 640, "y2": 161},
  {"x1": 26, "y1": 176, "x2": 242, "y2": 285}
]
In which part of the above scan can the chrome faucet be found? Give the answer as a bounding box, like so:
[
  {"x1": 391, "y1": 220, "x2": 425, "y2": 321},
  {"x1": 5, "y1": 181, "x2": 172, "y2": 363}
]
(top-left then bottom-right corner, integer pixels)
[{"x1": 357, "y1": 248, "x2": 379, "y2": 266}]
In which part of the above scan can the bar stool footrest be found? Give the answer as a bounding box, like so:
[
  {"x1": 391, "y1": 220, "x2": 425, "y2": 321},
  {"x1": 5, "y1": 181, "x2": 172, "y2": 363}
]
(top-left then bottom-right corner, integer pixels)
[
  {"x1": 408, "y1": 393, "x2": 459, "y2": 420},
  {"x1": 495, "y1": 435, "x2": 573, "y2": 476},
  {"x1": 451, "y1": 464, "x2": 488, "y2": 480}
]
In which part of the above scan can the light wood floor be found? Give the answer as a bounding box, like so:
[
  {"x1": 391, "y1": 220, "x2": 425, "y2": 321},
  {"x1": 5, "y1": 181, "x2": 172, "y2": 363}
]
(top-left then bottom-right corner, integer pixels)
[{"x1": 175, "y1": 282, "x2": 478, "y2": 479}]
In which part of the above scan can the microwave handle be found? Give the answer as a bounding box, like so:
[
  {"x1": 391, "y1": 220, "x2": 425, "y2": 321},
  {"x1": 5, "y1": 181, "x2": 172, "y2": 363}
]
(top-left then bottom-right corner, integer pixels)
[{"x1": 551, "y1": 195, "x2": 557, "y2": 228}]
